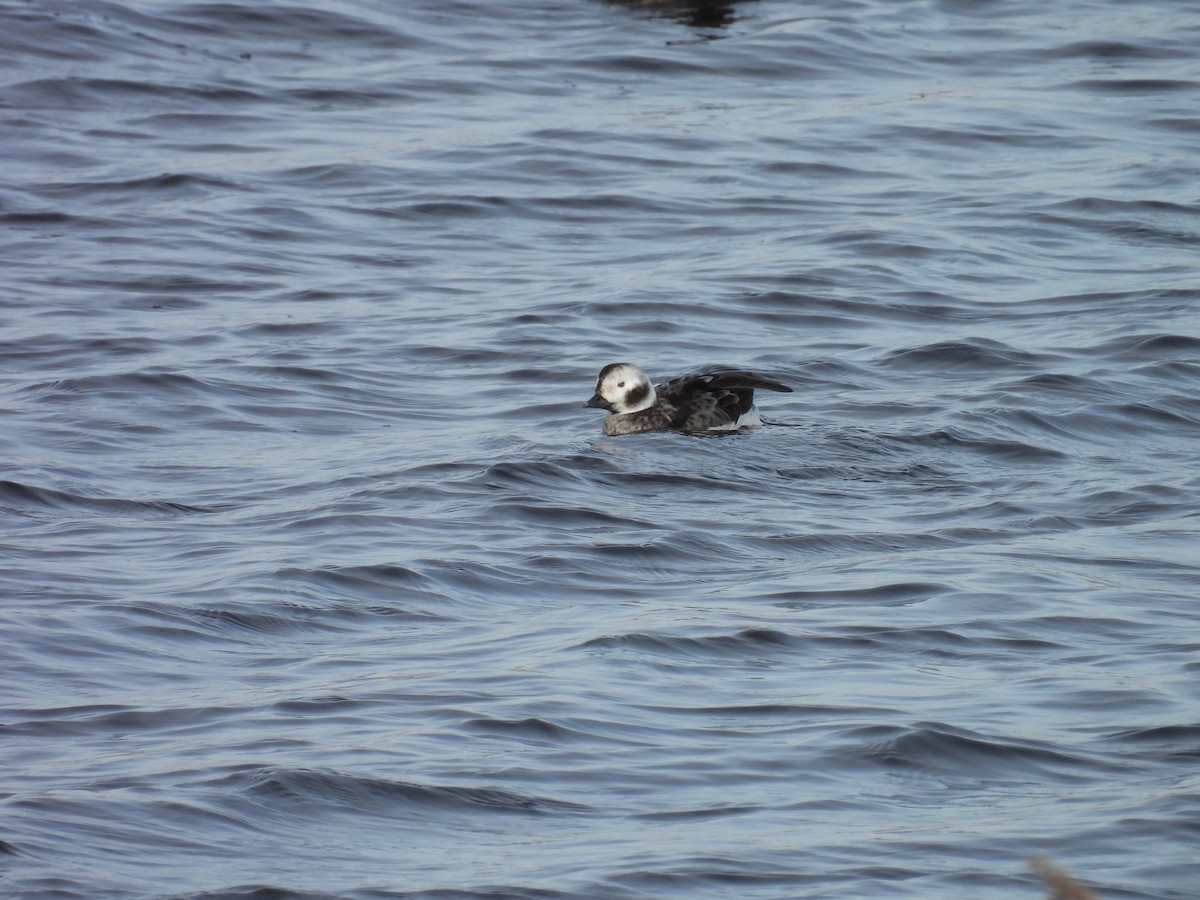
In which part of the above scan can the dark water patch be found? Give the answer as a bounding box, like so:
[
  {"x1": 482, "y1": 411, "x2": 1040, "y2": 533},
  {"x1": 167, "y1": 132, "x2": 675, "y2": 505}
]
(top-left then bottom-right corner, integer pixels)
[
  {"x1": 118, "y1": 593, "x2": 440, "y2": 646},
  {"x1": 1037, "y1": 687, "x2": 1173, "y2": 720},
  {"x1": 573, "y1": 52, "x2": 716, "y2": 78},
  {"x1": 35, "y1": 272, "x2": 273, "y2": 297},
  {"x1": 1092, "y1": 332, "x2": 1200, "y2": 361},
  {"x1": 996, "y1": 371, "x2": 1122, "y2": 403},
  {"x1": 583, "y1": 627, "x2": 798, "y2": 657},
  {"x1": 399, "y1": 344, "x2": 517, "y2": 366},
  {"x1": 860, "y1": 722, "x2": 1119, "y2": 781},
  {"x1": 1045, "y1": 39, "x2": 1193, "y2": 62},
  {"x1": 472, "y1": 457, "x2": 611, "y2": 491},
  {"x1": 227, "y1": 766, "x2": 589, "y2": 817},
  {"x1": 759, "y1": 581, "x2": 954, "y2": 610},
  {"x1": 882, "y1": 338, "x2": 1047, "y2": 372},
  {"x1": 1050, "y1": 196, "x2": 1200, "y2": 219},
  {"x1": 279, "y1": 86, "x2": 418, "y2": 108},
  {"x1": 391, "y1": 460, "x2": 490, "y2": 485},
  {"x1": 615, "y1": 467, "x2": 769, "y2": 493},
  {"x1": 227, "y1": 204, "x2": 334, "y2": 236},
  {"x1": 991, "y1": 289, "x2": 1199, "y2": 327},
  {"x1": 581, "y1": 628, "x2": 892, "y2": 662},
  {"x1": 405, "y1": 198, "x2": 517, "y2": 220},
  {"x1": 1070, "y1": 78, "x2": 1198, "y2": 94},
  {"x1": 813, "y1": 228, "x2": 945, "y2": 260},
  {"x1": 748, "y1": 530, "x2": 961, "y2": 557},
  {"x1": 757, "y1": 160, "x2": 882, "y2": 179},
  {"x1": 0, "y1": 8, "x2": 115, "y2": 63},
  {"x1": 0, "y1": 209, "x2": 113, "y2": 229},
  {"x1": 234, "y1": 321, "x2": 340, "y2": 340},
  {"x1": 180, "y1": 888, "x2": 332, "y2": 900},
  {"x1": 1024, "y1": 615, "x2": 1153, "y2": 644},
  {"x1": 106, "y1": 600, "x2": 246, "y2": 645},
  {"x1": 27, "y1": 370, "x2": 306, "y2": 421},
  {"x1": 1107, "y1": 222, "x2": 1198, "y2": 250},
  {"x1": 1150, "y1": 115, "x2": 1200, "y2": 133},
  {"x1": 270, "y1": 696, "x2": 372, "y2": 717},
  {"x1": 41, "y1": 171, "x2": 246, "y2": 199},
  {"x1": 883, "y1": 122, "x2": 1081, "y2": 151},
  {"x1": 410, "y1": 559, "x2": 554, "y2": 603},
  {"x1": 274, "y1": 162, "x2": 410, "y2": 189},
  {"x1": 1104, "y1": 400, "x2": 1200, "y2": 433},
  {"x1": 132, "y1": 294, "x2": 212, "y2": 311},
  {"x1": 981, "y1": 406, "x2": 1120, "y2": 447},
  {"x1": 838, "y1": 625, "x2": 1064, "y2": 657},
  {"x1": 0, "y1": 333, "x2": 167, "y2": 374},
  {"x1": 276, "y1": 563, "x2": 428, "y2": 591},
  {"x1": 885, "y1": 428, "x2": 1067, "y2": 463},
  {"x1": 508, "y1": 555, "x2": 657, "y2": 599},
  {"x1": 0, "y1": 479, "x2": 206, "y2": 518},
  {"x1": 770, "y1": 460, "x2": 958, "y2": 489},
  {"x1": 2, "y1": 702, "x2": 232, "y2": 739},
  {"x1": 1130, "y1": 359, "x2": 1200, "y2": 388},
  {"x1": 184, "y1": 604, "x2": 371, "y2": 639},
  {"x1": 1024, "y1": 210, "x2": 1200, "y2": 251},
  {"x1": 582, "y1": 524, "x2": 767, "y2": 567},
  {"x1": 0, "y1": 76, "x2": 264, "y2": 111},
  {"x1": 264, "y1": 565, "x2": 451, "y2": 618},
  {"x1": 722, "y1": 289, "x2": 973, "y2": 331},
  {"x1": 464, "y1": 716, "x2": 605, "y2": 746},
  {"x1": 632, "y1": 802, "x2": 758, "y2": 822},
  {"x1": 239, "y1": 363, "x2": 349, "y2": 385},
  {"x1": 1107, "y1": 725, "x2": 1200, "y2": 763},
  {"x1": 130, "y1": 110, "x2": 274, "y2": 128},
  {"x1": 581, "y1": 538, "x2": 707, "y2": 565},
  {"x1": 638, "y1": 702, "x2": 894, "y2": 722},
  {"x1": 524, "y1": 191, "x2": 712, "y2": 222},
  {"x1": 1068, "y1": 484, "x2": 1192, "y2": 527},
  {"x1": 489, "y1": 501, "x2": 655, "y2": 531}
]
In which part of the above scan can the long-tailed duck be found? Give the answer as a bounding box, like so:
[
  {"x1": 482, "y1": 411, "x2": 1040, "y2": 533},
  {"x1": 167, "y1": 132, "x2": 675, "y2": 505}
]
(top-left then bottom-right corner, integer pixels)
[{"x1": 584, "y1": 363, "x2": 792, "y2": 436}]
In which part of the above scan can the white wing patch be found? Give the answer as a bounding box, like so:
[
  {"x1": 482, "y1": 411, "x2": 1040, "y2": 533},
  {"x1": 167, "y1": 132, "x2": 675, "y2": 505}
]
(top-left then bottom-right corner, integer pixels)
[{"x1": 709, "y1": 405, "x2": 762, "y2": 431}]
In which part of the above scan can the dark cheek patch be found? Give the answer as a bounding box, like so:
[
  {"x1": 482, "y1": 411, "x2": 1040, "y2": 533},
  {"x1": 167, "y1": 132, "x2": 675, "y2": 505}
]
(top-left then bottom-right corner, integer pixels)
[{"x1": 625, "y1": 382, "x2": 650, "y2": 408}]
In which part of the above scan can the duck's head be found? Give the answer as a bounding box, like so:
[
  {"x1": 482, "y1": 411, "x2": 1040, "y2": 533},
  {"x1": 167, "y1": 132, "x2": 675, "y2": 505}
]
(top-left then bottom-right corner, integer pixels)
[{"x1": 584, "y1": 362, "x2": 656, "y2": 414}]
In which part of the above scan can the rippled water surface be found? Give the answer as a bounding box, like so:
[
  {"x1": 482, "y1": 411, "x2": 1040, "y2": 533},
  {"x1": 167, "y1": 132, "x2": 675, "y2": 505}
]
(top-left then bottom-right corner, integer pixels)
[{"x1": 3, "y1": 1, "x2": 1199, "y2": 897}]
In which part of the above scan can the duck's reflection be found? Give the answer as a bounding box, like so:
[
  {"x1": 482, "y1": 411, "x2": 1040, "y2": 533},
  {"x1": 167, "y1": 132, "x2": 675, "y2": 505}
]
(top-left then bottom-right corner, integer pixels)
[{"x1": 609, "y1": 0, "x2": 754, "y2": 29}]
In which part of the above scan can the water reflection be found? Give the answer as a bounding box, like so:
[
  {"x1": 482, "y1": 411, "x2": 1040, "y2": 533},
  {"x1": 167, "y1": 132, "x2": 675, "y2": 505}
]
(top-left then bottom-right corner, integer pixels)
[{"x1": 608, "y1": 0, "x2": 754, "y2": 29}]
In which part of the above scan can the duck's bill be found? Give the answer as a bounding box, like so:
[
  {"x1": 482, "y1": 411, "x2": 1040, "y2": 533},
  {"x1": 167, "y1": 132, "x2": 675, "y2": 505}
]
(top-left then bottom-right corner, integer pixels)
[{"x1": 584, "y1": 393, "x2": 611, "y2": 410}]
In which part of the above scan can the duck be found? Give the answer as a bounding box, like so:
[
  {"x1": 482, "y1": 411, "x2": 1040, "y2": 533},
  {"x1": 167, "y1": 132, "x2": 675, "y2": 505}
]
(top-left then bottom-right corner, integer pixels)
[{"x1": 584, "y1": 362, "x2": 792, "y2": 436}]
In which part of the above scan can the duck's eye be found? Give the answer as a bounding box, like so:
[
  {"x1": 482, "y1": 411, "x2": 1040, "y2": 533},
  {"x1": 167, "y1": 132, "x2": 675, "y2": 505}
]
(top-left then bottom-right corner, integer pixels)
[{"x1": 617, "y1": 381, "x2": 625, "y2": 388}]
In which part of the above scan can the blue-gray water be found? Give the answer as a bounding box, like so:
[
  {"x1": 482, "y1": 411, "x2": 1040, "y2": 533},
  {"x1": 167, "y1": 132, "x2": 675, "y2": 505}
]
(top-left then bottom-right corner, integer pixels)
[{"x1": 2, "y1": 1, "x2": 1199, "y2": 897}]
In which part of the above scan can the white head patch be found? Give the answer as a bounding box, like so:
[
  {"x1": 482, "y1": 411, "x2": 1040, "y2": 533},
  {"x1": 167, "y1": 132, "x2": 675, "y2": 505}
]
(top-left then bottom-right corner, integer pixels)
[{"x1": 596, "y1": 363, "x2": 656, "y2": 413}]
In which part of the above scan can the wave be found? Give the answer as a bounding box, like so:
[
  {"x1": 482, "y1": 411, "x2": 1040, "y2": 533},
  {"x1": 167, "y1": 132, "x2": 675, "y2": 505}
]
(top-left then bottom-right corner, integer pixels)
[
  {"x1": 856, "y1": 722, "x2": 1122, "y2": 781},
  {"x1": 224, "y1": 766, "x2": 591, "y2": 817},
  {"x1": 0, "y1": 478, "x2": 205, "y2": 517}
]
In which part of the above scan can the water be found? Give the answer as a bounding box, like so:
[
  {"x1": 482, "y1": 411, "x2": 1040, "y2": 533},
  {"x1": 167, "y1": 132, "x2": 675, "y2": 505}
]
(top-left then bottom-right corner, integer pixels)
[{"x1": 2, "y1": 1, "x2": 1199, "y2": 897}]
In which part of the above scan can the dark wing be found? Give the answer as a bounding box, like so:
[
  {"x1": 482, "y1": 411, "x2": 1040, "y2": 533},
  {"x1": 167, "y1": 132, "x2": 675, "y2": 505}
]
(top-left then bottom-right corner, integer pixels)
[
  {"x1": 658, "y1": 369, "x2": 793, "y2": 396},
  {"x1": 657, "y1": 370, "x2": 792, "y2": 431}
]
